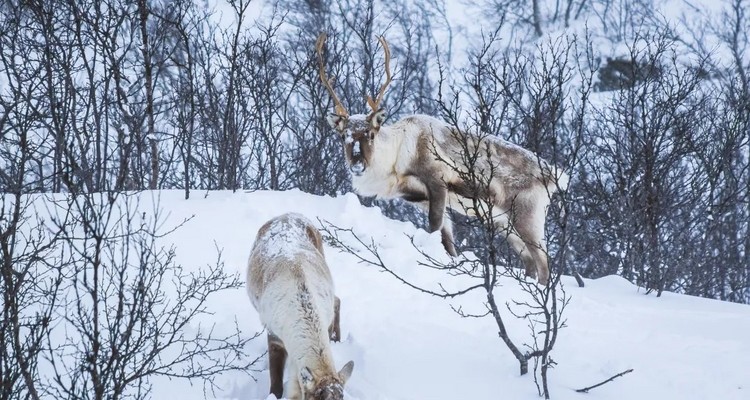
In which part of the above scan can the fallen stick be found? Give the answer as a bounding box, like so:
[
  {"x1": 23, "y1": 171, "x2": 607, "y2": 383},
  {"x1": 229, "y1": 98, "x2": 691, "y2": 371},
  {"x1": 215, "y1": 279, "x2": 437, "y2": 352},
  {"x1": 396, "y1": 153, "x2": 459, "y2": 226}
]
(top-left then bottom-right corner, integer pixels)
[{"x1": 576, "y1": 369, "x2": 634, "y2": 393}]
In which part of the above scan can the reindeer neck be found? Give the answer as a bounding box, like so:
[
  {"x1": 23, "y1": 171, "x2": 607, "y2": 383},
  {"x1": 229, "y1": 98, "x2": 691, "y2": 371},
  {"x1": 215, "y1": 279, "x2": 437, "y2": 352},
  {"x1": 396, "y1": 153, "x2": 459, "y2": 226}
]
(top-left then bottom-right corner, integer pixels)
[
  {"x1": 370, "y1": 124, "x2": 403, "y2": 169},
  {"x1": 281, "y1": 282, "x2": 337, "y2": 375}
]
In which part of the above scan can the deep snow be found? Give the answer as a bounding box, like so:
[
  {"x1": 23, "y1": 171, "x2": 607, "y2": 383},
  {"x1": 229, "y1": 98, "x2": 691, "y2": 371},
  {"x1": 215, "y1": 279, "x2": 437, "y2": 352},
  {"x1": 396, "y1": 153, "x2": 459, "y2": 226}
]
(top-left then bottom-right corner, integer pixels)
[{"x1": 137, "y1": 189, "x2": 750, "y2": 400}]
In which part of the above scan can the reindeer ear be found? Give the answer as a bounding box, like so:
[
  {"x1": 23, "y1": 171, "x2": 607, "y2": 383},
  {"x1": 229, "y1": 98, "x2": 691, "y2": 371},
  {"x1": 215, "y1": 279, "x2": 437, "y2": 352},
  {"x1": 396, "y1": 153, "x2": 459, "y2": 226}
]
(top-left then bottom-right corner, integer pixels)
[
  {"x1": 327, "y1": 114, "x2": 347, "y2": 132},
  {"x1": 338, "y1": 361, "x2": 354, "y2": 383},
  {"x1": 368, "y1": 109, "x2": 386, "y2": 130},
  {"x1": 300, "y1": 366, "x2": 315, "y2": 390}
]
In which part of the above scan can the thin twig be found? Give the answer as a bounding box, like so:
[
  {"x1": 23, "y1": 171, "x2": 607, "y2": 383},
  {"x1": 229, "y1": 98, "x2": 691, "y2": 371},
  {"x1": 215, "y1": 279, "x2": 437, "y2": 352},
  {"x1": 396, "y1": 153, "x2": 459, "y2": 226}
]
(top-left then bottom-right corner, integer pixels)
[
  {"x1": 318, "y1": 219, "x2": 484, "y2": 299},
  {"x1": 575, "y1": 369, "x2": 634, "y2": 393}
]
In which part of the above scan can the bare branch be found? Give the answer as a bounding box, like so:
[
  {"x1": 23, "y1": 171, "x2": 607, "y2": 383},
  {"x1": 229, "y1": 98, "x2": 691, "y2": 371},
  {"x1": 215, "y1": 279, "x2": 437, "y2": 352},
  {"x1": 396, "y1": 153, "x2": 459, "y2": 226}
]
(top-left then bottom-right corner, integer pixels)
[{"x1": 576, "y1": 369, "x2": 635, "y2": 393}]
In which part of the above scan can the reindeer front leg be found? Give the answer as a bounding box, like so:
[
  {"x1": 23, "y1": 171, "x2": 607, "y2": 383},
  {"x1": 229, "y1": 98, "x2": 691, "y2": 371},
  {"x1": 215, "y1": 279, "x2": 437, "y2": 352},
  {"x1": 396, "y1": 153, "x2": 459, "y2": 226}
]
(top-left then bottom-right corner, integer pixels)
[
  {"x1": 268, "y1": 333, "x2": 287, "y2": 399},
  {"x1": 440, "y1": 215, "x2": 458, "y2": 256},
  {"x1": 426, "y1": 181, "x2": 461, "y2": 256},
  {"x1": 398, "y1": 175, "x2": 456, "y2": 256},
  {"x1": 425, "y1": 179, "x2": 448, "y2": 233}
]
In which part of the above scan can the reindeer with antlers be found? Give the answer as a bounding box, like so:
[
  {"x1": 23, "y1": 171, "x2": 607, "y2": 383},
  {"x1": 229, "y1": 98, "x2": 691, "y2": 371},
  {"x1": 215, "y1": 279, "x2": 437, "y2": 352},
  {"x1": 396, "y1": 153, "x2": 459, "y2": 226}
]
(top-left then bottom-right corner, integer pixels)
[{"x1": 316, "y1": 34, "x2": 568, "y2": 285}]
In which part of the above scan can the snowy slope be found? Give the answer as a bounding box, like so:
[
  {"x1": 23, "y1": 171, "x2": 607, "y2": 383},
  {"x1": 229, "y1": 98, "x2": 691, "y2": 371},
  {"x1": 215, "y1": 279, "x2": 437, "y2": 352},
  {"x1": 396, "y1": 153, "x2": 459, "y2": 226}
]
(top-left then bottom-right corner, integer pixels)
[{"x1": 136, "y1": 189, "x2": 750, "y2": 400}]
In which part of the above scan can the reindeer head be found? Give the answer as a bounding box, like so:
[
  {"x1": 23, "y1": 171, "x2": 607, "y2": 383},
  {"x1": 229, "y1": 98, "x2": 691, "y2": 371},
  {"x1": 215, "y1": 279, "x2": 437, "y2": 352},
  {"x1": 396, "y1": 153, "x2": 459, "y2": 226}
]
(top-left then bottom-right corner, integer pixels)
[
  {"x1": 299, "y1": 361, "x2": 354, "y2": 400},
  {"x1": 317, "y1": 33, "x2": 391, "y2": 176}
]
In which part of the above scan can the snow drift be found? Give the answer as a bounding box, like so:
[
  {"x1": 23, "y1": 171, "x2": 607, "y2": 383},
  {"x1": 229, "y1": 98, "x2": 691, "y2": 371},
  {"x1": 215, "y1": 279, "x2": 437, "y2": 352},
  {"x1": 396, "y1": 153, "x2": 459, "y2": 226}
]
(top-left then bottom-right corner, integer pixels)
[{"x1": 137, "y1": 189, "x2": 749, "y2": 400}]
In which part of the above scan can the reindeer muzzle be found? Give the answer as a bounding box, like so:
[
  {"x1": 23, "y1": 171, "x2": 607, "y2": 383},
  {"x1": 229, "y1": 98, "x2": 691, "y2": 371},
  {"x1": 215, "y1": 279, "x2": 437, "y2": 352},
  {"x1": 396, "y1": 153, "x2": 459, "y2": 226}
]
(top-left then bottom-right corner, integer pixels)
[{"x1": 349, "y1": 163, "x2": 365, "y2": 176}]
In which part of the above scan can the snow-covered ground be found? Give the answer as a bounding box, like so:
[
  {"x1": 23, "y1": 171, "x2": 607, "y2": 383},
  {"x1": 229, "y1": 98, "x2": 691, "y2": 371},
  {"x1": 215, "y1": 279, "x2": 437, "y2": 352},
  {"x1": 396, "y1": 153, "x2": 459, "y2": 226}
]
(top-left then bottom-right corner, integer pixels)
[{"x1": 139, "y1": 189, "x2": 750, "y2": 400}]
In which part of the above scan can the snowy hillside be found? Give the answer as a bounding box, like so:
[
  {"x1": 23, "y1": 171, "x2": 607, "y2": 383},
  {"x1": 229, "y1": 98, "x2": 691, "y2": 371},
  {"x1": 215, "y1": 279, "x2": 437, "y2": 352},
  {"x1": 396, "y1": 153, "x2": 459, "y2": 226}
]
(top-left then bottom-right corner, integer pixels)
[{"x1": 136, "y1": 190, "x2": 750, "y2": 400}]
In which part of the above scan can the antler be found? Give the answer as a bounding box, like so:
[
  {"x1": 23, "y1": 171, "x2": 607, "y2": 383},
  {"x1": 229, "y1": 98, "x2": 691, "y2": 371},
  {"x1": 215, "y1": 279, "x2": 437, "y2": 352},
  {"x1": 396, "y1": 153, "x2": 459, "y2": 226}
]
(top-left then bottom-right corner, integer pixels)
[
  {"x1": 366, "y1": 36, "x2": 392, "y2": 112},
  {"x1": 316, "y1": 33, "x2": 349, "y2": 118}
]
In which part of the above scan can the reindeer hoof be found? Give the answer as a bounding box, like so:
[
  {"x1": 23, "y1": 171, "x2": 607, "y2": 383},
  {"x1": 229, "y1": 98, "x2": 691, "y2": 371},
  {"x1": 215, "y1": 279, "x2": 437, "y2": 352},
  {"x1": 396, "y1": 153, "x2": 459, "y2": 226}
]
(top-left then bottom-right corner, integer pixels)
[{"x1": 440, "y1": 235, "x2": 458, "y2": 257}]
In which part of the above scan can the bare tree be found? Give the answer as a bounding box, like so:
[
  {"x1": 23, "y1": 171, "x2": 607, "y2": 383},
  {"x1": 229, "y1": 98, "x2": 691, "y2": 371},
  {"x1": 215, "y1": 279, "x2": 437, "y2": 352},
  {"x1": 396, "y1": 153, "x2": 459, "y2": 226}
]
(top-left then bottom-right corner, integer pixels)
[
  {"x1": 245, "y1": 13, "x2": 298, "y2": 191},
  {"x1": 152, "y1": 0, "x2": 208, "y2": 198},
  {"x1": 137, "y1": 0, "x2": 159, "y2": 190},
  {"x1": 39, "y1": 192, "x2": 261, "y2": 399},
  {"x1": 0, "y1": 101, "x2": 67, "y2": 400},
  {"x1": 581, "y1": 28, "x2": 713, "y2": 295}
]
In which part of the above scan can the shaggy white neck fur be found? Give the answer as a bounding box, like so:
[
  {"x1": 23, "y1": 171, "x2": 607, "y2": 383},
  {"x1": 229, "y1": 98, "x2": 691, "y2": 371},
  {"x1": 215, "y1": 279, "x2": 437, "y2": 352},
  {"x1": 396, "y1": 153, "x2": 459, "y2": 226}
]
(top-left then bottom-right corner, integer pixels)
[{"x1": 350, "y1": 116, "x2": 437, "y2": 198}]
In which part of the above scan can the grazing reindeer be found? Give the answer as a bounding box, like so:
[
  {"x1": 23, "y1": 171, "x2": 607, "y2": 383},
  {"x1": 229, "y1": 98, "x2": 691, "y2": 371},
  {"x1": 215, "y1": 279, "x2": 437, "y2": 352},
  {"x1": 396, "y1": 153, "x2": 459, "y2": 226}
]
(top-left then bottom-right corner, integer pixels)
[
  {"x1": 316, "y1": 34, "x2": 568, "y2": 285},
  {"x1": 247, "y1": 213, "x2": 354, "y2": 400}
]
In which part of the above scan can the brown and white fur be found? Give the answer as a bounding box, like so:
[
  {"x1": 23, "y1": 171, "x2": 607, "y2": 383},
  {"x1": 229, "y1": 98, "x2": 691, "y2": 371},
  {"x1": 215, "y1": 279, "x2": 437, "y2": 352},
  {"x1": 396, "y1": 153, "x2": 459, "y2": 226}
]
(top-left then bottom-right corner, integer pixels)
[
  {"x1": 327, "y1": 111, "x2": 568, "y2": 286},
  {"x1": 247, "y1": 213, "x2": 353, "y2": 400}
]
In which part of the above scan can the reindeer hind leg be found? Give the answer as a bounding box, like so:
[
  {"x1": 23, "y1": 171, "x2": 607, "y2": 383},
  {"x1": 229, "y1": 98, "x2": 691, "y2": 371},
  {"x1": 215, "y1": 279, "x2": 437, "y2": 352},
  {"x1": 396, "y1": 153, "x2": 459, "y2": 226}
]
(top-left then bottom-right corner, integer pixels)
[
  {"x1": 329, "y1": 296, "x2": 341, "y2": 342},
  {"x1": 491, "y1": 206, "x2": 537, "y2": 280},
  {"x1": 513, "y1": 197, "x2": 551, "y2": 286},
  {"x1": 515, "y1": 230, "x2": 550, "y2": 286},
  {"x1": 505, "y1": 231, "x2": 539, "y2": 280}
]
